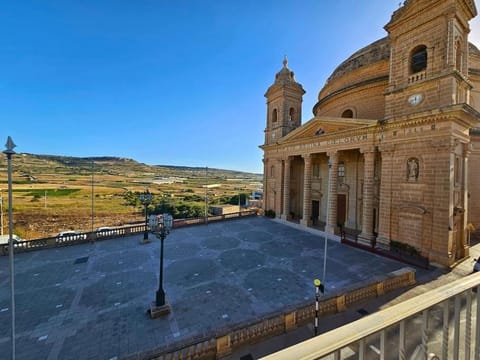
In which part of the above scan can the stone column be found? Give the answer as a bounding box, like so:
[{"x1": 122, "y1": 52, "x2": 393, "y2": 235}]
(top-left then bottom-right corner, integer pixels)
[
  {"x1": 462, "y1": 144, "x2": 471, "y2": 256},
  {"x1": 326, "y1": 152, "x2": 338, "y2": 234},
  {"x1": 301, "y1": 154, "x2": 312, "y2": 227},
  {"x1": 275, "y1": 159, "x2": 283, "y2": 217},
  {"x1": 262, "y1": 158, "x2": 268, "y2": 212},
  {"x1": 281, "y1": 157, "x2": 291, "y2": 221},
  {"x1": 358, "y1": 147, "x2": 376, "y2": 247},
  {"x1": 376, "y1": 145, "x2": 394, "y2": 250}
]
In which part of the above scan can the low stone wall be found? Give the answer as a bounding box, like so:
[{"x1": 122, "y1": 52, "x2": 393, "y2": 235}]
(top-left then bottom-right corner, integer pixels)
[
  {"x1": 0, "y1": 223, "x2": 146, "y2": 256},
  {"x1": 172, "y1": 210, "x2": 257, "y2": 228},
  {"x1": 125, "y1": 267, "x2": 415, "y2": 360},
  {"x1": 0, "y1": 211, "x2": 258, "y2": 256}
]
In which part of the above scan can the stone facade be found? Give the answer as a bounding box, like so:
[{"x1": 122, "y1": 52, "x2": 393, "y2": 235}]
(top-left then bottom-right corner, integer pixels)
[{"x1": 261, "y1": 0, "x2": 480, "y2": 267}]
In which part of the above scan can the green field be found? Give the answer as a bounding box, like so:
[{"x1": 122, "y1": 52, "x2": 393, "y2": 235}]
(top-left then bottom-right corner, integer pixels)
[{"x1": 0, "y1": 153, "x2": 262, "y2": 239}]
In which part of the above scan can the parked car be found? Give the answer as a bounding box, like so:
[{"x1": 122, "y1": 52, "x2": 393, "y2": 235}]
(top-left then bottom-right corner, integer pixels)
[
  {"x1": 0, "y1": 235, "x2": 24, "y2": 255},
  {"x1": 0, "y1": 234, "x2": 23, "y2": 245}
]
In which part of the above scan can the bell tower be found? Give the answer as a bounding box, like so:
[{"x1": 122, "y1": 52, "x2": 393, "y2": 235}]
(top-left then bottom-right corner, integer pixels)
[
  {"x1": 384, "y1": 0, "x2": 477, "y2": 119},
  {"x1": 264, "y1": 57, "x2": 305, "y2": 145}
]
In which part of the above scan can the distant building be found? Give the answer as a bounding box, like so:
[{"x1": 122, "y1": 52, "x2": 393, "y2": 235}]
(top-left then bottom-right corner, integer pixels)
[
  {"x1": 261, "y1": 0, "x2": 480, "y2": 267},
  {"x1": 202, "y1": 184, "x2": 221, "y2": 189},
  {"x1": 209, "y1": 205, "x2": 240, "y2": 216},
  {"x1": 251, "y1": 190, "x2": 263, "y2": 200}
]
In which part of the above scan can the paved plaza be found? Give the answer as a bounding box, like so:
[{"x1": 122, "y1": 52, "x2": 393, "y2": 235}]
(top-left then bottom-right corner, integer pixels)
[{"x1": 0, "y1": 216, "x2": 411, "y2": 359}]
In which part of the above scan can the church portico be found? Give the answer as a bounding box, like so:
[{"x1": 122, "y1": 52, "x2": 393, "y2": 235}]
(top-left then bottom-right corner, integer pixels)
[{"x1": 270, "y1": 144, "x2": 379, "y2": 242}]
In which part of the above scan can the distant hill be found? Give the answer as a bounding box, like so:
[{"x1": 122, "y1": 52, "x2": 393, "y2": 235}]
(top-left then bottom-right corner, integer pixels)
[
  {"x1": 1, "y1": 153, "x2": 262, "y2": 181},
  {"x1": 0, "y1": 153, "x2": 263, "y2": 239}
]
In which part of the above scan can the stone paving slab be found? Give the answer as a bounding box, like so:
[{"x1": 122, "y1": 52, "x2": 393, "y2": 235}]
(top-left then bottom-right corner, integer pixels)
[{"x1": 0, "y1": 216, "x2": 408, "y2": 359}]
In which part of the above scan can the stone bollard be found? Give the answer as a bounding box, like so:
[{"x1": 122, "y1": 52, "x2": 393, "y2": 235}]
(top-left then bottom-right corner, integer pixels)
[
  {"x1": 336, "y1": 295, "x2": 346, "y2": 312},
  {"x1": 216, "y1": 334, "x2": 232, "y2": 358},
  {"x1": 284, "y1": 311, "x2": 297, "y2": 331},
  {"x1": 376, "y1": 282, "x2": 385, "y2": 296}
]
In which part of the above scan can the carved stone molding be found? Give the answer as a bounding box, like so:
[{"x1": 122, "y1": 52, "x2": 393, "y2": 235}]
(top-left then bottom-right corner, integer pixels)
[
  {"x1": 397, "y1": 204, "x2": 428, "y2": 215},
  {"x1": 378, "y1": 143, "x2": 395, "y2": 154}
]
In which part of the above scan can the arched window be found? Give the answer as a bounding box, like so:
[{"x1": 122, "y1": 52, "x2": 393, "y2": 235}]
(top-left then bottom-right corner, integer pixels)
[
  {"x1": 455, "y1": 156, "x2": 461, "y2": 184},
  {"x1": 289, "y1": 107, "x2": 295, "y2": 121},
  {"x1": 338, "y1": 161, "x2": 345, "y2": 184},
  {"x1": 341, "y1": 109, "x2": 354, "y2": 118},
  {"x1": 455, "y1": 40, "x2": 463, "y2": 73},
  {"x1": 272, "y1": 109, "x2": 278, "y2": 123},
  {"x1": 411, "y1": 45, "x2": 427, "y2": 73}
]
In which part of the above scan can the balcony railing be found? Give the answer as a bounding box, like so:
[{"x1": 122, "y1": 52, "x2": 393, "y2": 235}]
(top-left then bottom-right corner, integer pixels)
[
  {"x1": 408, "y1": 70, "x2": 426, "y2": 84},
  {"x1": 260, "y1": 272, "x2": 480, "y2": 360}
]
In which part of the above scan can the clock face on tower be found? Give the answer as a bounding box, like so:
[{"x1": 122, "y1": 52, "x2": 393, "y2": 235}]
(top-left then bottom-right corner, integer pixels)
[{"x1": 408, "y1": 93, "x2": 423, "y2": 106}]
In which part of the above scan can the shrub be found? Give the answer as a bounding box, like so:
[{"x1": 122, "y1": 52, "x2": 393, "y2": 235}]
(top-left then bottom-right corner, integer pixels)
[
  {"x1": 264, "y1": 209, "x2": 275, "y2": 218},
  {"x1": 390, "y1": 240, "x2": 420, "y2": 256}
]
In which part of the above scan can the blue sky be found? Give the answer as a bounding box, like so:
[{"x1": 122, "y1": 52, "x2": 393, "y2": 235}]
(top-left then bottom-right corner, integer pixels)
[{"x1": 2, "y1": 1, "x2": 480, "y2": 174}]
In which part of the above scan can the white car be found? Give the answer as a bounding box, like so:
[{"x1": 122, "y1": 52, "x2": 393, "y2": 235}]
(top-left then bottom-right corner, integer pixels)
[{"x1": 0, "y1": 234, "x2": 23, "y2": 245}]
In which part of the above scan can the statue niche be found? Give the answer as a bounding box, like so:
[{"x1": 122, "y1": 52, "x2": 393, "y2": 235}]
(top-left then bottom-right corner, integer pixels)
[{"x1": 407, "y1": 157, "x2": 419, "y2": 182}]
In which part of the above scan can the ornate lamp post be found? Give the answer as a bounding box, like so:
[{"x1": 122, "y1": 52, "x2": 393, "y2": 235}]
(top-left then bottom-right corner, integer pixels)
[
  {"x1": 149, "y1": 213, "x2": 173, "y2": 318},
  {"x1": 322, "y1": 158, "x2": 332, "y2": 286},
  {"x1": 139, "y1": 190, "x2": 152, "y2": 244},
  {"x1": 1, "y1": 189, "x2": 3, "y2": 236},
  {"x1": 4, "y1": 136, "x2": 16, "y2": 359}
]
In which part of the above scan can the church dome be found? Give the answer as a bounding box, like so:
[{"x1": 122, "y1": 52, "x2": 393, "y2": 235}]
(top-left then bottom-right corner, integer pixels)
[
  {"x1": 313, "y1": 37, "x2": 391, "y2": 119},
  {"x1": 327, "y1": 37, "x2": 391, "y2": 83},
  {"x1": 313, "y1": 36, "x2": 480, "y2": 119}
]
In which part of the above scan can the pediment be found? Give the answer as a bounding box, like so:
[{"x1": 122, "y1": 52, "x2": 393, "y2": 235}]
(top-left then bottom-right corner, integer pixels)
[
  {"x1": 278, "y1": 116, "x2": 375, "y2": 144},
  {"x1": 387, "y1": 0, "x2": 434, "y2": 29},
  {"x1": 387, "y1": 0, "x2": 477, "y2": 30},
  {"x1": 463, "y1": 0, "x2": 478, "y2": 17}
]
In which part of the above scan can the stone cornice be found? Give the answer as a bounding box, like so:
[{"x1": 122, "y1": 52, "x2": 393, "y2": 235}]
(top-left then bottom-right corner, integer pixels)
[
  {"x1": 261, "y1": 104, "x2": 479, "y2": 156},
  {"x1": 384, "y1": 103, "x2": 480, "y2": 128}
]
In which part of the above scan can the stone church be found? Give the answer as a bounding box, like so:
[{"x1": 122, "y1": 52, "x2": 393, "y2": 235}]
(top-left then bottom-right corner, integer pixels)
[{"x1": 261, "y1": 0, "x2": 480, "y2": 267}]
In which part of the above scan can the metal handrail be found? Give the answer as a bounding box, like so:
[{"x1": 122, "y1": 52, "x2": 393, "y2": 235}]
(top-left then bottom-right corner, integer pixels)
[{"x1": 260, "y1": 272, "x2": 480, "y2": 360}]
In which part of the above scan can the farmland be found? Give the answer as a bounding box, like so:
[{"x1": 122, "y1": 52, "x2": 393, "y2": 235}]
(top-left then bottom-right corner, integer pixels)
[{"x1": 0, "y1": 154, "x2": 262, "y2": 239}]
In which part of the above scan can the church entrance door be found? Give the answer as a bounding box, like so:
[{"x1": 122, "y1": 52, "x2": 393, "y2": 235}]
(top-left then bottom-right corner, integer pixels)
[
  {"x1": 312, "y1": 200, "x2": 319, "y2": 225},
  {"x1": 337, "y1": 194, "x2": 346, "y2": 228}
]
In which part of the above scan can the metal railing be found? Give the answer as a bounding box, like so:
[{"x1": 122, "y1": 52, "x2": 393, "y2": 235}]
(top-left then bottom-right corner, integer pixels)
[{"x1": 260, "y1": 273, "x2": 480, "y2": 360}]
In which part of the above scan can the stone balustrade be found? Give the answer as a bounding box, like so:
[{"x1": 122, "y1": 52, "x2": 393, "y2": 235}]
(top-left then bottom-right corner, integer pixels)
[{"x1": 133, "y1": 267, "x2": 415, "y2": 359}]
